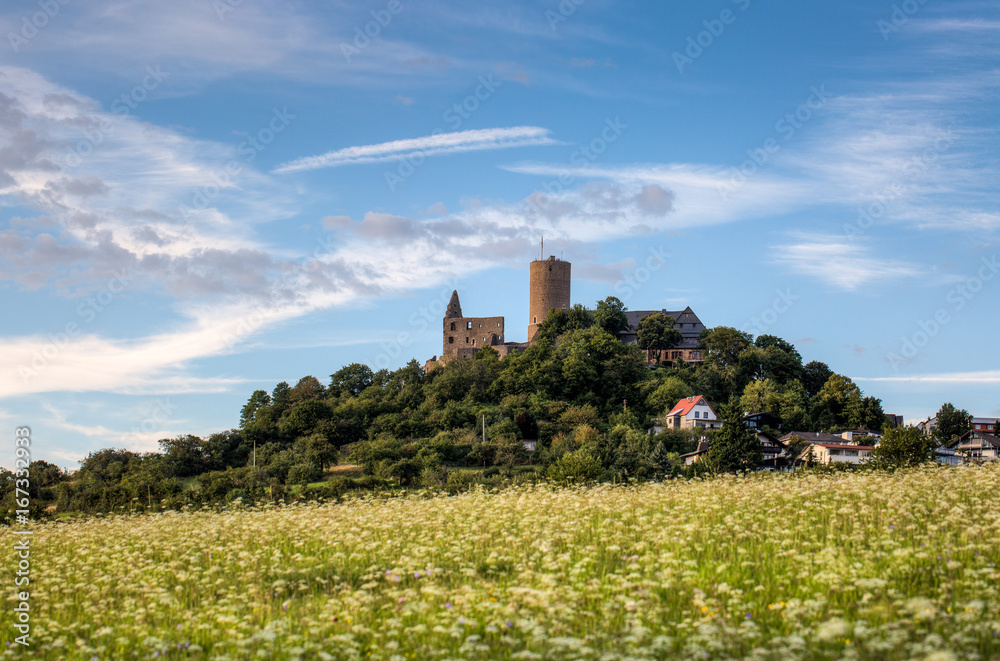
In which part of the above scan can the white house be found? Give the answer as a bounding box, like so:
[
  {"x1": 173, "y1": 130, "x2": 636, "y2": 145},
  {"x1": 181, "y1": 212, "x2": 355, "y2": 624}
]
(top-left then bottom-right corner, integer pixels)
[
  {"x1": 665, "y1": 396, "x2": 722, "y2": 431},
  {"x1": 797, "y1": 443, "x2": 872, "y2": 465}
]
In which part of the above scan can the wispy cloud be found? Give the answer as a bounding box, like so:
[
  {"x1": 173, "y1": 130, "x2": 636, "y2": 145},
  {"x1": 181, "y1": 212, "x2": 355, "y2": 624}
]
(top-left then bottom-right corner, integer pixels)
[
  {"x1": 771, "y1": 234, "x2": 921, "y2": 291},
  {"x1": 855, "y1": 370, "x2": 1000, "y2": 384},
  {"x1": 273, "y1": 127, "x2": 558, "y2": 174}
]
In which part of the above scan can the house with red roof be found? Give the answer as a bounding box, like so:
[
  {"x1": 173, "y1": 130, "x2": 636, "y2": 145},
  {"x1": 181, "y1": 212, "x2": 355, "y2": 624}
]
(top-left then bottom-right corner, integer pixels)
[{"x1": 665, "y1": 395, "x2": 722, "y2": 431}]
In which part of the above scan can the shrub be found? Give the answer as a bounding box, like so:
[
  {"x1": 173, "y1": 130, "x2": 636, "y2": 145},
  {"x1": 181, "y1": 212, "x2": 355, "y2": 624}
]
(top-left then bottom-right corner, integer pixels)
[{"x1": 286, "y1": 462, "x2": 322, "y2": 486}]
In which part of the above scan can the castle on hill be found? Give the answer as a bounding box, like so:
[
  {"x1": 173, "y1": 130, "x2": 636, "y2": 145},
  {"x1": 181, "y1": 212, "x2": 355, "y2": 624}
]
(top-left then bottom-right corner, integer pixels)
[{"x1": 429, "y1": 254, "x2": 706, "y2": 366}]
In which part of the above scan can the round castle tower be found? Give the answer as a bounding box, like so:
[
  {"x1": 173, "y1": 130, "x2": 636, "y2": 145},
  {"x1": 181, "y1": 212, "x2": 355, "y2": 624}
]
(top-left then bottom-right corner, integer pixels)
[{"x1": 528, "y1": 255, "x2": 571, "y2": 342}]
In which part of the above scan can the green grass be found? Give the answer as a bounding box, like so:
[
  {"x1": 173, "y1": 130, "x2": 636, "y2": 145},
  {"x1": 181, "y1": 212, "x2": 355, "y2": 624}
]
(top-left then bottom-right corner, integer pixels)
[{"x1": 5, "y1": 464, "x2": 1000, "y2": 659}]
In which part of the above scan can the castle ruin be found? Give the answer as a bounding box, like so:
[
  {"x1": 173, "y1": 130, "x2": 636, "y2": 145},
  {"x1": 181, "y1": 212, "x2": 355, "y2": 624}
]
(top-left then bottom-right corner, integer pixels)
[{"x1": 431, "y1": 253, "x2": 705, "y2": 366}]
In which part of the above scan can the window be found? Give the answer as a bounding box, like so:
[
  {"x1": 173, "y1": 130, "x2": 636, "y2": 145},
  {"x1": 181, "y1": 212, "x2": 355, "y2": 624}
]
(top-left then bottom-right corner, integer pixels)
[
  {"x1": 448, "y1": 337, "x2": 454, "y2": 344},
  {"x1": 450, "y1": 322, "x2": 455, "y2": 331},
  {"x1": 467, "y1": 321, "x2": 472, "y2": 329},
  {"x1": 533, "y1": 316, "x2": 536, "y2": 323},
  {"x1": 694, "y1": 411, "x2": 699, "y2": 419},
  {"x1": 465, "y1": 337, "x2": 469, "y2": 343},
  {"x1": 472, "y1": 339, "x2": 476, "y2": 346}
]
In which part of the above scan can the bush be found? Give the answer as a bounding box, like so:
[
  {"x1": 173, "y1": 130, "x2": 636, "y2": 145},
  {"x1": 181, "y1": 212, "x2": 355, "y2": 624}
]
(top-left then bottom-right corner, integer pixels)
[
  {"x1": 446, "y1": 470, "x2": 482, "y2": 491},
  {"x1": 286, "y1": 462, "x2": 322, "y2": 486},
  {"x1": 547, "y1": 448, "x2": 603, "y2": 483}
]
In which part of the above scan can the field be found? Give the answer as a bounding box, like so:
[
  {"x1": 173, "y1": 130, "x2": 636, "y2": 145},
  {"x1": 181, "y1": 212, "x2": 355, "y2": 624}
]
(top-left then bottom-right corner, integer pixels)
[{"x1": 4, "y1": 465, "x2": 1000, "y2": 660}]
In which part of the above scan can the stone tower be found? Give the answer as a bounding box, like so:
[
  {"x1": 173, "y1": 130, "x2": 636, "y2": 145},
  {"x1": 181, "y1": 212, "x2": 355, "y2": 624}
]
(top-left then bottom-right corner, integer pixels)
[{"x1": 528, "y1": 255, "x2": 571, "y2": 342}]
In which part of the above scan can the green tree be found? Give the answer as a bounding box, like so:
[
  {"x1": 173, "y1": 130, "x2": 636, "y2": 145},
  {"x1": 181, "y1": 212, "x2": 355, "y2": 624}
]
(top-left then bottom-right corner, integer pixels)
[
  {"x1": 290, "y1": 375, "x2": 325, "y2": 404},
  {"x1": 848, "y1": 395, "x2": 885, "y2": 431},
  {"x1": 750, "y1": 335, "x2": 804, "y2": 384},
  {"x1": 329, "y1": 363, "x2": 374, "y2": 398},
  {"x1": 636, "y1": 313, "x2": 683, "y2": 356},
  {"x1": 158, "y1": 435, "x2": 205, "y2": 478},
  {"x1": 802, "y1": 361, "x2": 833, "y2": 399},
  {"x1": 647, "y1": 376, "x2": 694, "y2": 416},
  {"x1": 739, "y1": 378, "x2": 782, "y2": 416},
  {"x1": 811, "y1": 374, "x2": 862, "y2": 430},
  {"x1": 703, "y1": 405, "x2": 762, "y2": 473},
  {"x1": 286, "y1": 462, "x2": 322, "y2": 486},
  {"x1": 700, "y1": 327, "x2": 753, "y2": 369},
  {"x1": 932, "y1": 403, "x2": 972, "y2": 446},
  {"x1": 294, "y1": 431, "x2": 339, "y2": 471},
  {"x1": 240, "y1": 390, "x2": 272, "y2": 429},
  {"x1": 869, "y1": 426, "x2": 937, "y2": 470},
  {"x1": 494, "y1": 438, "x2": 528, "y2": 471},
  {"x1": 388, "y1": 458, "x2": 422, "y2": 485},
  {"x1": 783, "y1": 435, "x2": 810, "y2": 464},
  {"x1": 593, "y1": 296, "x2": 629, "y2": 336},
  {"x1": 547, "y1": 447, "x2": 603, "y2": 483}
]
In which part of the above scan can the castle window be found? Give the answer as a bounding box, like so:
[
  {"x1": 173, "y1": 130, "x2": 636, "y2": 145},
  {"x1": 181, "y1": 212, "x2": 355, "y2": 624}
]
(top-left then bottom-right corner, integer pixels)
[
  {"x1": 467, "y1": 321, "x2": 472, "y2": 329},
  {"x1": 533, "y1": 316, "x2": 537, "y2": 323},
  {"x1": 448, "y1": 337, "x2": 454, "y2": 344},
  {"x1": 472, "y1": 339, "x2": 476, "y2": 345},
  {"x1": 465, "y1": 337, "x2": 469, "y2": 343},
  {"x1": 450, "y1": 322, "x2": 455, "y2": 331}
]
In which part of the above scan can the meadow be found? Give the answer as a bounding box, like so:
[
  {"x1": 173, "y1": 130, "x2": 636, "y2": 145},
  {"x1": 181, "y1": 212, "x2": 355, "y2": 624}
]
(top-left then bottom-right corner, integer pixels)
[{"x1": 4, "y1": 464, "x2": 999, "y2": 660}]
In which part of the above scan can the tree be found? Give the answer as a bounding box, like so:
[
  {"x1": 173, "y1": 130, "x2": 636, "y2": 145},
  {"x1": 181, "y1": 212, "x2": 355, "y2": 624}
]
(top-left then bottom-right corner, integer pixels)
[
  {"x1": 388, "y1": 458, "x2": 422, "y2": 485},
  {"x1": 294, "y1": 431, "x2": 339, "y2": 471},
  {"x1": 700, "y1": 327, "x2": 753, "y2": 369},
  {"x1": 739, "y1": 379, "x2": 782, "y2": 416},
  {"x1": 329, "y1": 363, "x2": 374, "y2": 398},
  {"x1": 289, "y1": 375, "x2": 325, "y2": 404},
  {"x1": 636, "y1": 313, "x2": 683, "y2": 357},
  {"x1": 803, "y1": 361, "x2": 833, "y2": 399},
  {"x1": 240, "y1": 390, "x2": 272, "y2": 429},
  {"x1": 565, "y1": 303, "x2": 595, "y2": 332},
  {"x1": 783, "y1": 435, "x2": 810, "y2": 464},
  {"x1": 547, "y1": 447, "x2": 603, "y2": 483},
  {"x1": 593, "y1": 296, "x2": 629, "y2": 336},
  {"x1": 703, "y1": 405, "x2": 762, "y2": 473},
  {"x1": 750, "y1": 336, "x2": 804, "y2": 384},
  {"x1": 933, "y1": 403, "x2": 972, "y2": 446},
  {"x1": 494, "y1": 438, "x2": 528, "y2": 471},
  {"x1": 647, "y1": 376, "x2": 694, "y2": 416},
  {"x1": 159, "y1": 435, "x2": 205, "y2": 478},
  {"x1": 847, "y1": 395, "x2": 885, "y2": 431},
  {"x1": 811, "y1": 374, "x2": 862, "y2": 430},
  {"x1": 869, "y1": 426, "x2": 937, "y2": 470}
]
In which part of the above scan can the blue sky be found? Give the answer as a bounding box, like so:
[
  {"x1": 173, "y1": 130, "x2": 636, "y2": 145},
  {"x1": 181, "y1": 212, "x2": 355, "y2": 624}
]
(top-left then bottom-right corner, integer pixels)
[{"x1": 0, "y1": 0, "x2": 997, "y2": 469}]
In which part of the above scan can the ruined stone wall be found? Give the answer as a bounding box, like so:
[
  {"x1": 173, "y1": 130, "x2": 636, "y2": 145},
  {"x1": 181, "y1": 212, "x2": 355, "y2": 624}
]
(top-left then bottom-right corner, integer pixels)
[
  {"x1": 528, "y1": 256, "x2": 571, "y2": 342},
  {"x1": 443, "y1": 315, "x2": 505, "y2": 356}
]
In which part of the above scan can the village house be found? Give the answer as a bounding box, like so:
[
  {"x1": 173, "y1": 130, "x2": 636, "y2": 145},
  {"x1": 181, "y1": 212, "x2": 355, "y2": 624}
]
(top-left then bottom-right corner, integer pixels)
[
  {"x1": 680, "y1": 431, "x2": 790, "y2": 469},
  {"x1": 947, "y1": 430, "x2": 1000, "y2": 462},
  {"x1": 971, "y1": 417, "x2": 999, "y2": 434},
  {"x1": 796, "y1": 443, "x2": 872, "y2": 465},
  {"x1": 665, "y1": 395, "x2": 722, "y2": 431}
]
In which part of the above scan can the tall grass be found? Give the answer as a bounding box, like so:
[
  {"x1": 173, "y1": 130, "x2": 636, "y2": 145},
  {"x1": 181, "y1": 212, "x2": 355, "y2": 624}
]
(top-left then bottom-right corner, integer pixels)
[{"x1": 3, "y1": 464, "x2": 999, "y2": 659}]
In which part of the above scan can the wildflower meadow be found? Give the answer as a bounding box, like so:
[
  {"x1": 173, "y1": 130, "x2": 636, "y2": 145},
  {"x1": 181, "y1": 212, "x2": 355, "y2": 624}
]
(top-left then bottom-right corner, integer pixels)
[{"x1": 4, "y1": 464, "x2": 1000, "y2": 660}]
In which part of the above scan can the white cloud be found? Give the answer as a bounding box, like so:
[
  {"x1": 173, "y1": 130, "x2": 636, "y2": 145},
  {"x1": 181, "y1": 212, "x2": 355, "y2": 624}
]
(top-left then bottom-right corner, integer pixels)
[
  {"x1": 771, "y1": 234, "x2": 921, "y2": 291},
  {"x1": 855, "y1": 370, "x2": 1000, "y2": 384},
  {"x1": 273, "y1": 127, "x2": 558, "y2": 174}
]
